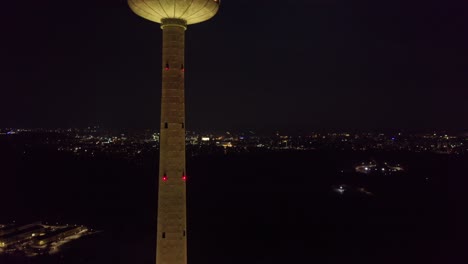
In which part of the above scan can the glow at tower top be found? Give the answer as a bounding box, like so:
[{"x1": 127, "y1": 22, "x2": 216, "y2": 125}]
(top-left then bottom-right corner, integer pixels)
[{"x1": 128, "y1": 0, "x2": 220, "y2": 25}]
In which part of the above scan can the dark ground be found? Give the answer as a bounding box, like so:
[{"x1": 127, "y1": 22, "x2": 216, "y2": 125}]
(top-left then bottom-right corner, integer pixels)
[{"x1": 1, "y1": 135, "x2": 467, "y2": 264}]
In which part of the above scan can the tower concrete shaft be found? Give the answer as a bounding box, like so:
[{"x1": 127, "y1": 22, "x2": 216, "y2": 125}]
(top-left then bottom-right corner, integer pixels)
[
  {"x1": 157, "y1": 18, "x2": 187, "y2": 264},
  {"x1": 127, "y1": 1, "x2": 219, "y2": 264}
]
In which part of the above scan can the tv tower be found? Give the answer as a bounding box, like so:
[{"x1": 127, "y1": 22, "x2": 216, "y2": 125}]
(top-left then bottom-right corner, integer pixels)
[{"x1": 128, "y1": 1, "x2": 220, "y2": 264}]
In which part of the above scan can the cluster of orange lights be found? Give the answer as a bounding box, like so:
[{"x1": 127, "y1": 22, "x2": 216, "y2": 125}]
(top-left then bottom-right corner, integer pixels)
[{"x1": 162, "y1": 175, "x2": 187, "y2": 181}]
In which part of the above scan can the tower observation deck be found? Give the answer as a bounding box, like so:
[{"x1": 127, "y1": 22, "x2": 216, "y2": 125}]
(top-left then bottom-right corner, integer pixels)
[{"x1": 128, "y1": 1, "x2": 220, "y2": 264}]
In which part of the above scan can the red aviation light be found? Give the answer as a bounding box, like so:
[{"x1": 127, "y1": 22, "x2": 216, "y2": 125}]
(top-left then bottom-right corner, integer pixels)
[
  {"x1": 165, "y1": 63, "x2": 170, "y2": 71},
  {"x1": 162, "y1": 175, "x2": 168, "y2": 182},
  {"x1": 181, "y1": 64, "x2": 184, "y2": 72},
  {"x1": 182, "y1": 173, "x2": 187, "y2": 181}
]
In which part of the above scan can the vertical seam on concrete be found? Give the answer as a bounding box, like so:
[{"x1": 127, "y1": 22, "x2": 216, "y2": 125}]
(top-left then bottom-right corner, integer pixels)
[
  {"x1": 157, "y1": 0, "x2": 170, "y2": 17},
  {"x1": 129, "y1": 0, "x2": 164, "y2": 19},
  {"x1": 187, "y1": 1, "x2": 218, "y2": 21},
  {"x1": 179, "y1": 0, "x2": 195, "y2": 19},
  {"x1": 183, "y1": 0, "x2": 210, "y2": 21}
]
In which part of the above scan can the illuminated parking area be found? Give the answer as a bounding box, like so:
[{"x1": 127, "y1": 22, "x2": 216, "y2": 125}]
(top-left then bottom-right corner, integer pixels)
[
  {"x1": 355, "y1": 161, "x2": 405, "y2": 175},
  {"x1": 0, "y1": 222, "x2": 94, "y2": 257}
]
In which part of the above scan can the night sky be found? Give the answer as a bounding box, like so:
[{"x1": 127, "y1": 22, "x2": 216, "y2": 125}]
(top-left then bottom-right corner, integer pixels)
[{"x1": 1, "y1": 0, "x2": 467, "y2": 131}]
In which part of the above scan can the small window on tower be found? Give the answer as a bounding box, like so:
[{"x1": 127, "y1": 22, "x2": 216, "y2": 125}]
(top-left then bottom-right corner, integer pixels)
[
  {"x1": 183, "y1": 230, "x2": 186, "y2": 236},
  {"x1": 181, "y1": 123, "x2": 184, "y2": 128},
  {"x1": 162, "y1": 232, "x2": 166, "y2": 238},
  {"x1": 164, "y1": 122, "x2": 168, "y2": 129}
]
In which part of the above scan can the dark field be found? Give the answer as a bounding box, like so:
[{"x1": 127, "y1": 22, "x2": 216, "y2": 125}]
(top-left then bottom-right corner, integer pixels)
[{"x1": 1, "y1": 138, "x2": 467, "y2": 264}]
